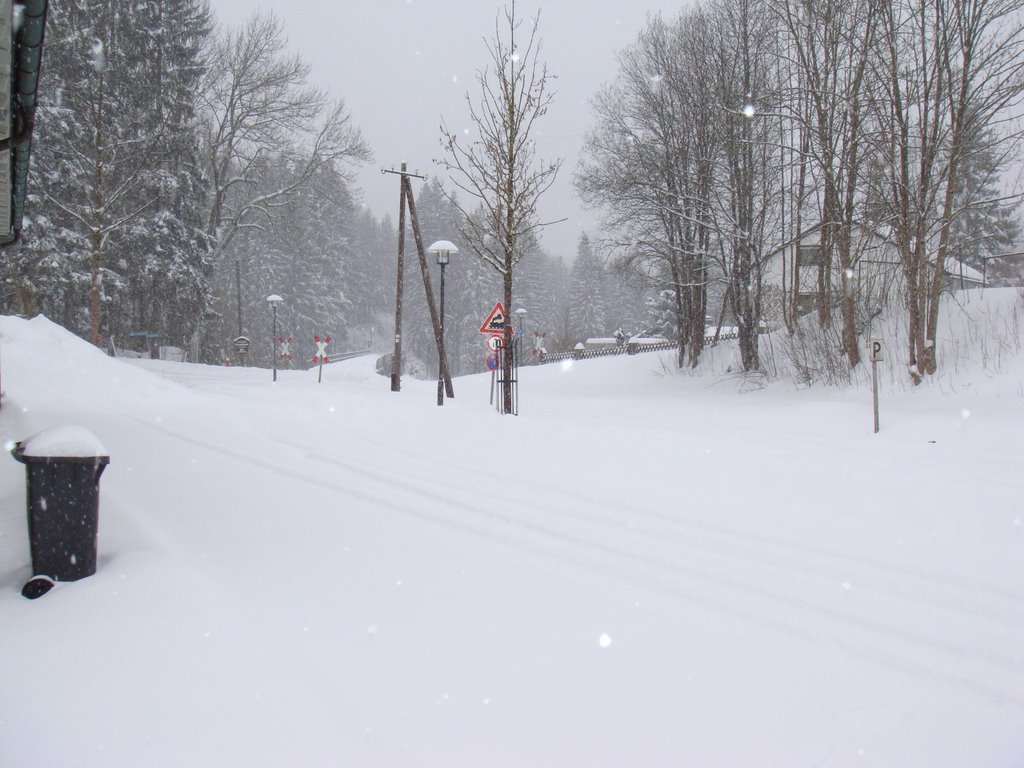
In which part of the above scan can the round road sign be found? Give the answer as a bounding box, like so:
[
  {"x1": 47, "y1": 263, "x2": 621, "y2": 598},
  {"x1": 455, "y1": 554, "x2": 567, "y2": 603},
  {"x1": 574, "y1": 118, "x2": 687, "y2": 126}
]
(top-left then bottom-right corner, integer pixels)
[{"x1": 486, "y1": 335, "x2": 503, "y2": 351}]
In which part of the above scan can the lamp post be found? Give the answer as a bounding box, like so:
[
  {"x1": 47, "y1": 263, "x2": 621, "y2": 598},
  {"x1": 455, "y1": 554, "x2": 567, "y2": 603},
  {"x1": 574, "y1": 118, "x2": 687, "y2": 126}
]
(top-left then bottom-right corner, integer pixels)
[
  {"x1": 514, "y1": 307, "x2": 527, "y2": 366},
  {"x1": 514, "y1": 307, "x2": 527, "y2": 334},
  {"x1": 427, "y1": 240, "x2": 458, "y2": 406},
  {"x1": 266, "y1": 294, "x2": 283, "y2": 382}
]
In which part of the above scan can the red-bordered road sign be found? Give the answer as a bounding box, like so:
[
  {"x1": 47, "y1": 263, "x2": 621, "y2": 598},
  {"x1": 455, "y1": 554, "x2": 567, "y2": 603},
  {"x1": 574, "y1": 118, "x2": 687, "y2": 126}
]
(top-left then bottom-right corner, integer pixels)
[
  {"x1": 479, "y1": 302, "x2": 508, "y2": 335},
  {"x1": 277, "y1": 336, "x2": 293, "y2": 361},
  {"x1": 312, "y1": 335, "x2": 332, "y2": 363}
]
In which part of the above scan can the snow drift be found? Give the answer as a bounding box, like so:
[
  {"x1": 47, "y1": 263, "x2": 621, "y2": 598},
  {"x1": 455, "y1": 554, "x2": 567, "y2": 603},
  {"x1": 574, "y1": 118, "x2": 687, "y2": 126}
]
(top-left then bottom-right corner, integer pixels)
[{"x1": 1, "y1": 293, "x2": 1022, "y2": 767}]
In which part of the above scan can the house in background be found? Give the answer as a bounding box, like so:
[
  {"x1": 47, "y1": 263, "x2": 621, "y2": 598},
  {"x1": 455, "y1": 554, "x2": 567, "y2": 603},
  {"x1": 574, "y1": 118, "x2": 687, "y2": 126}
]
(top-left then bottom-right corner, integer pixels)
[
  {"x1": 943, "y1": 258, "x2": 986, "y2": 290},
  {"x1": 761, "y1": 224, "x2": 900, "y2": 318},
  {"x1": 762, "y1": 224, "x2": 987, "y2": 319}
]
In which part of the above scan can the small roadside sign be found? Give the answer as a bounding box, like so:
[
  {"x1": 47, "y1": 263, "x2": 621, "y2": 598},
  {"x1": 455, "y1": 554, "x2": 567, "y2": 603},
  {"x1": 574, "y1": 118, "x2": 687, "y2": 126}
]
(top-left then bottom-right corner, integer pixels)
[
  {"x1": 486, "y1": 335, "x2": 503, "y2": 351},
  {"x1": 277, "y1": 336, "x2": 293, "y2": 361},
  {"x1": 870, "y1": 338, "x2": 884, "y2": 362},
  {"x1": 233, "y1": 335, "x2": 250, "y2": 354},
  {"x1": 312, "y1": 335, "x2": 332, "y2": 363},
  {"x1": 479, "y1": 302, "x2": 508, "y2": 335},
  {"x1": 486, "y1": 353, "x2": 500, "y2": 371},
  {"x1": 312, "y1": 335, "x2": 331, "y2": 384},
  {"x1": 869, "y1": 337, "x2": 883, "y2": 433}
]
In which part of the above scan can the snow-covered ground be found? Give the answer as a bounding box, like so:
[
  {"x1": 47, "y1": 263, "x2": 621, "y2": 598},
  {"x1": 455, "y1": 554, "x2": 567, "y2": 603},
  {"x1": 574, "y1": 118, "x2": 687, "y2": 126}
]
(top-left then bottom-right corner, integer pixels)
[{"x1": 1, "y1": 292, "x2": 1022, "y2": 767}]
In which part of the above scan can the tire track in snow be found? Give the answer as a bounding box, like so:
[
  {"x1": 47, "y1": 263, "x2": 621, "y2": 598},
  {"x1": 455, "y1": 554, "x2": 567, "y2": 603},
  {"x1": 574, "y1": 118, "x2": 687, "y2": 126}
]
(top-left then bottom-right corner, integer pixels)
[
  {"x1": 280, "y1": 425, "x2": 1024, "y2": 628},
  {"x1": 288, "y1": 439, "x2": 1023, "y2": 680},
  {"x1": 101, "y1": 402, "x2": 1024, "y2": 709}
]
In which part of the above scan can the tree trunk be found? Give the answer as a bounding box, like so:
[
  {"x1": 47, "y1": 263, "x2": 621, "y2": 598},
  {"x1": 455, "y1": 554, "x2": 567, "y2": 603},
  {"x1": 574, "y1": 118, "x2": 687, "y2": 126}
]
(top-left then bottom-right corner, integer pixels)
[
  {"x1": 502, "y1": 270, "x2": 513, "y2": 415},
  {"x1": 89, "y1": 70, "x2": 105, "y2": 347},
  {"x1": 90, "y1": 230, "x2": 103, "y2": 346},
  {"x1": 670, "y1": 259, "x2": 686, "y2": 369}
]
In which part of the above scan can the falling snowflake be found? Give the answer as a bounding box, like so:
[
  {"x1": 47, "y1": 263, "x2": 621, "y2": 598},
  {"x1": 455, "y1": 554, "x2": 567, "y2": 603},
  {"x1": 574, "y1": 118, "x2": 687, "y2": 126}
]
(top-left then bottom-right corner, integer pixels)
[
  {"x1": 91, "y1": 40, "x2": 106, "y2": 73},
  {"x1": 599, "y1": 633, "x2": 612, "y2": 648}
]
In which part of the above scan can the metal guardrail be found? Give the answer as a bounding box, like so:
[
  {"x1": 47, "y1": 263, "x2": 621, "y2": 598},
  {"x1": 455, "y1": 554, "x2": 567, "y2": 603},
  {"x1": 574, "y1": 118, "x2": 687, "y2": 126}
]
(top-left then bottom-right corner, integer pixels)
[
  {"x1": 536, "y1": 331, "x2": 740, "y2": 365},
  {"x1": 325, "y1": 347, "x2": 372, "y2": 363},
  {"x1": 309, "y1": 347, "x2": 372, "y2": 370},
  {"x1": 373, "y1": 330, "x2": 742, "y2": 378}
]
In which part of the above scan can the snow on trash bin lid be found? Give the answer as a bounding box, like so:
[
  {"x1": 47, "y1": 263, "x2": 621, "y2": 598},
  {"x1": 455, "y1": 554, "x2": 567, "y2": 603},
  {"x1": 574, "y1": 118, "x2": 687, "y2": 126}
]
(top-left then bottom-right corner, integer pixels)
[{"x1": 20, "y1": 425, "x2": 108, "y2": 458}]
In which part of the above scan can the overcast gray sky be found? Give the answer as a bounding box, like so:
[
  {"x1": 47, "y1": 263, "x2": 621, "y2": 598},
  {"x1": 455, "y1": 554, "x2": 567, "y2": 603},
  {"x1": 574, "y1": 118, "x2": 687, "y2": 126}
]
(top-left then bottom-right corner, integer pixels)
[{"x1": 209, "y1": 1, "x2": 682, "y2": 259}]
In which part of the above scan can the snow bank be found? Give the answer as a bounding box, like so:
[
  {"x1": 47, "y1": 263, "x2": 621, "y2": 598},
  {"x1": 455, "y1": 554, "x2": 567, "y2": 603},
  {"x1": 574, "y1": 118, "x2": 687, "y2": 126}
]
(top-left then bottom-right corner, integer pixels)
[{"x1": 0, "y1": 308, "x2": 1021, "y2": 768}]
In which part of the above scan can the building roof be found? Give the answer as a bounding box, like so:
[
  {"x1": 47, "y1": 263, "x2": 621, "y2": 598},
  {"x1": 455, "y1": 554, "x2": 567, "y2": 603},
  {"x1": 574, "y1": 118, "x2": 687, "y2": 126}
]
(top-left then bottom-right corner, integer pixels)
[
  {"x1": 1, "y1": 0, "x2": 48, "y2": 246},
  {"x1": 944, "y1": 257, "x2": 985, "y2": 284}
]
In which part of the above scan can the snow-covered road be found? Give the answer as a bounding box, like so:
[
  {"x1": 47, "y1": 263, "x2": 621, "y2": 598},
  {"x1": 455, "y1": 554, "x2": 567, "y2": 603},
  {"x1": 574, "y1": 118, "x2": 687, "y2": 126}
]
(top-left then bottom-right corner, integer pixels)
[{"x1": 1, "y1": 312, "x2": 1022, "y2": 766}]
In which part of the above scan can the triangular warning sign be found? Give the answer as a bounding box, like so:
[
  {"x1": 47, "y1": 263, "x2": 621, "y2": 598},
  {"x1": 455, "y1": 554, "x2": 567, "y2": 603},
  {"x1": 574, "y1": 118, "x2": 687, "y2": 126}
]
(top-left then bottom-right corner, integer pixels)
[{"x1": 479, "y1": 301, "x2": 509, "y2": 335}]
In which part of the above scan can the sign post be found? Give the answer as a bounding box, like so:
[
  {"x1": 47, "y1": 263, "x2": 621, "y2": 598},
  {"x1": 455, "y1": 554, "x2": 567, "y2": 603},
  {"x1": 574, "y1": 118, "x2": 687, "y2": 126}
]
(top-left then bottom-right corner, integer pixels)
[
  {"x1": 480, "y1": 302, "x2": 514, "y2": 412},
  {"x1": 233, "y1": 335, "x2": 250, "y2": 365},
  {"x1": 312, "y1": 335, "x2": 331, "y2": 384},
  {"x1": 486, "y1": 352, "x2": 499, "y2": 405},
  {"x1": 870, "y1": 337, "x2": 883, "y2": 433}
]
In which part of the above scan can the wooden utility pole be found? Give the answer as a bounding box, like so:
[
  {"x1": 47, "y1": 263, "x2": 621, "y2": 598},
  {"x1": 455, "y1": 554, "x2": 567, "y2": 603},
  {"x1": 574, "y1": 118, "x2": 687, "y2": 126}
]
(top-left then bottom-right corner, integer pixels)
[
  {"x1": 383, "y1": 164, "x2": 453, "y2": 399},
  {"x1": 404, "y1": 178, "x2": 454, "y2": 399},
  {"x1": 387, "y1": 163, "x2": 413, "y2": 391}
]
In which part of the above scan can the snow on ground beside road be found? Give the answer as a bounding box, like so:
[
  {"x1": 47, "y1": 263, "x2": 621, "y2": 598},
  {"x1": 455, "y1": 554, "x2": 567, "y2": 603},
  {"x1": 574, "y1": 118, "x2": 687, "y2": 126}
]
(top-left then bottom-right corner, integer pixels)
[{"x1": 0, "y1": 292, "x2": 1022, "y2": 767}]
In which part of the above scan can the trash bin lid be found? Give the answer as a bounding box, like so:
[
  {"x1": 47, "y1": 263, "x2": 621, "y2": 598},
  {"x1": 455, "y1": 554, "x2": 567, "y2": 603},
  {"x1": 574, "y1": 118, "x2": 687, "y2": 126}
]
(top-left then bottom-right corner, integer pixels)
[{"x1": 17, "y1": 425, "x2": 109, "y2": 458}]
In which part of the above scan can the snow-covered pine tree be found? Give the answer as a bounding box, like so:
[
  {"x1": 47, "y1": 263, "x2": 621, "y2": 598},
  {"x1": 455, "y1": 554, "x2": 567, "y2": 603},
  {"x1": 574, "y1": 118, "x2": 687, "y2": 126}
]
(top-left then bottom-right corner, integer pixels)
[
  {"x1": 14, "y1": 0, "x2": 214, "y2": 353},
  {"x1": 115, "y1": 0, "x2": 214, "y2": 354},
  {"x1": 568, "y1": 233, "x2": 607, "y2": 341},
  {"x1": 947, "y1": 130, "x2": 1022, "y2": 286}
]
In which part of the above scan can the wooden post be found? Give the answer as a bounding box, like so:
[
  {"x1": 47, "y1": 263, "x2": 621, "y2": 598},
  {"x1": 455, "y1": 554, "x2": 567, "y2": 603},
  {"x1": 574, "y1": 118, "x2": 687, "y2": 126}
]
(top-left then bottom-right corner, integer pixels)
[
  {"x1": 390, "y1": 164, "x2": 407, "y2": 392},
  {"x1": 403, "y1": 178, "x2": 454, "y2": 399}
]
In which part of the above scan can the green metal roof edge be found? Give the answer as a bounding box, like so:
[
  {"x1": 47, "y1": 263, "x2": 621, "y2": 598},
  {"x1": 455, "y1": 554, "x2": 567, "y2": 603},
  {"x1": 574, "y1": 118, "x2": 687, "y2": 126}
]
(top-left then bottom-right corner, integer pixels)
[{"x1": 3, "y1": 0, "x2": 48, "y2": 246}]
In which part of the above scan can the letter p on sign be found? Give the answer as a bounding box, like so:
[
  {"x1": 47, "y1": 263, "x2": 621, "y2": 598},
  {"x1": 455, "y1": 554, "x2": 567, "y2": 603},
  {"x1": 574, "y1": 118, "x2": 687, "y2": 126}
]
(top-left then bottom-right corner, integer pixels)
[{"x1": 870, "y1": 338, "x2": 884, "y2": 362}]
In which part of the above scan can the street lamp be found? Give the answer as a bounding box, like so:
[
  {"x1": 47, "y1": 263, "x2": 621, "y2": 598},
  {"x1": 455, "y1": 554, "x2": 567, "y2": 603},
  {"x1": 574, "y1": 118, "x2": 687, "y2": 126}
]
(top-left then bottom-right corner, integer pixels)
[
  {"x1": 266, "y1": 294, "x2": 283, "y2": 382},
  {"x1": 427, "y1": 240, "x2": 458, "y2": 406},
  {"x1": 514, "y1": 307, "x2": 527, "y2": 334},
  {"x1": 514, "y1": 307, "x2": 527, "y2": 366}
]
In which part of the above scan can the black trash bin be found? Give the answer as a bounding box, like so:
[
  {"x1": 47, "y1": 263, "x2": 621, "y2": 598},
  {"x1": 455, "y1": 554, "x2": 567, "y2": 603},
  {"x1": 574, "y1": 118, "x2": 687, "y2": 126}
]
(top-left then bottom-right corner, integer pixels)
[{"x1": 11, "y1": 426, "x2": 110, "y2": 598}]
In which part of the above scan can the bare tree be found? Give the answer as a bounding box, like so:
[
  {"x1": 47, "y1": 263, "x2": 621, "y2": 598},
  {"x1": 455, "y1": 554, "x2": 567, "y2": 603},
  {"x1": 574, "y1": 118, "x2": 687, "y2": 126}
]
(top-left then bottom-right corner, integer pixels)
[
  {"x1": 199, "y1": 12, "x2": 371, "y2": 259},
  {"x1": 708, "y1": 0, "x2": 783, "y2": 372},
  {"x1": 871, "y1": 0, "x2": 1024, "y2": 382},
  {"x1": 775, "y1": 0, "x2": 883, "y2": 367},
  {"x1": 578, "y1": 11, "x2": 718, "y2": 369},
  {"x1": 437, "y1": 1, "x2": 562, "y2": 414}
]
